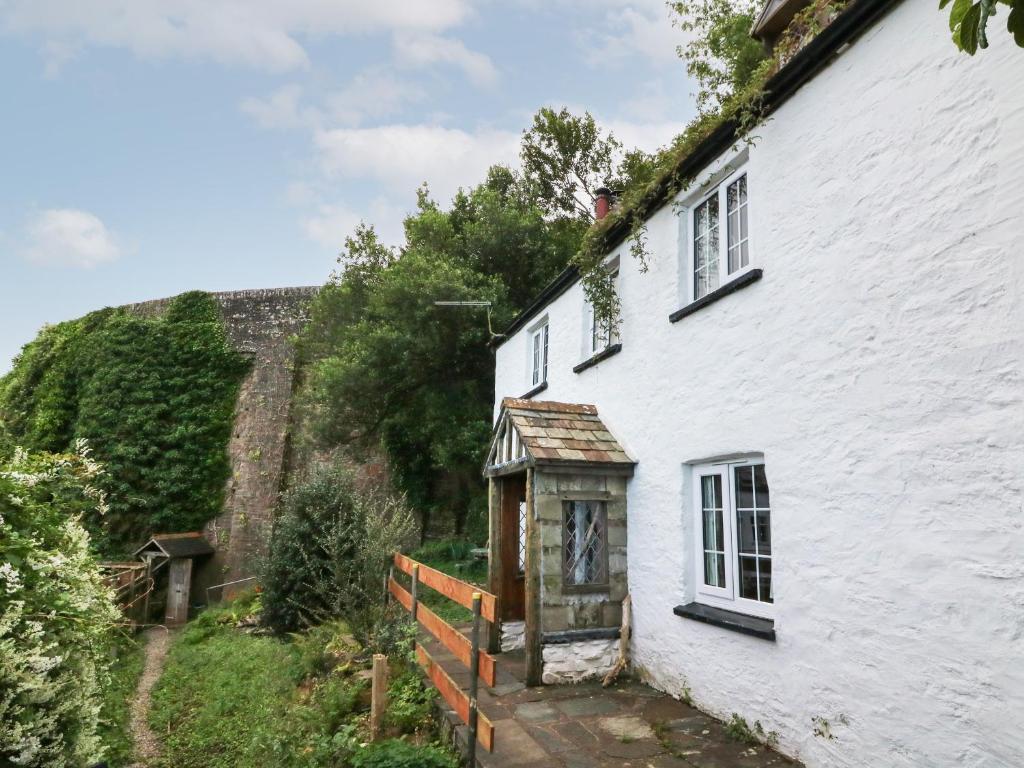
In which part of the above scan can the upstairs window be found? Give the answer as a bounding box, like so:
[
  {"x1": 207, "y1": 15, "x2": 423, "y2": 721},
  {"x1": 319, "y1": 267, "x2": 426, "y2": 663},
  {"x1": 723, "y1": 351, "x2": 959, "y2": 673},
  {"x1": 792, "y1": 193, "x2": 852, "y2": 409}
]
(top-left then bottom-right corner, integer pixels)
[
  {"x1": 531, "y1": 322, "x2": 549, "y2": 386},
  {"x1": 692, "y1": 458, "x2": 772, "y2": 616},
  {"x1": 692, "y1": 170, "x2": 750, "y2": 300},
  {"x1": 587, "y1": 268, "x2": 620, "y2": 355}
]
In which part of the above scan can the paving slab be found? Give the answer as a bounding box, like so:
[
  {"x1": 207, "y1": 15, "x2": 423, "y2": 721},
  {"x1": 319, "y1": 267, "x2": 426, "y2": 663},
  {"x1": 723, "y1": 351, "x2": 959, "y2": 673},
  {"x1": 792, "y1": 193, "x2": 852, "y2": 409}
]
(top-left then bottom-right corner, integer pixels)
[{"x1": 421, "y1": 630, "x2": 802, "y2": 768}]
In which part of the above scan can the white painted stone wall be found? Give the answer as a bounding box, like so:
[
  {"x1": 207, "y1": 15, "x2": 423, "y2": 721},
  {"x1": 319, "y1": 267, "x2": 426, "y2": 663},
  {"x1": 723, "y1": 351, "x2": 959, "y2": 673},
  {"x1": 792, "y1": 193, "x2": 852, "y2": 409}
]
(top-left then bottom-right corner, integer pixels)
[
  {"x1": 495, "y1": 5, "x2": 1024, "y2": 767},
  {"x1": 501, "y1": 620, "x2": 525, "y2": 652},
  {"x1": 542, "y1": 639, "x2": 619, "y2": 685}
]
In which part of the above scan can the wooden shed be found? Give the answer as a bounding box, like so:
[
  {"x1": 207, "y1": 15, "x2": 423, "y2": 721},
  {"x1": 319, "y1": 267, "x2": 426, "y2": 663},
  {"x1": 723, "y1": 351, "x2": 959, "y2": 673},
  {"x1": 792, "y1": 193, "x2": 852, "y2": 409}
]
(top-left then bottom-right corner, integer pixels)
[{"x1": 133, "y1": 532, "x2": 215, "y2": 625}]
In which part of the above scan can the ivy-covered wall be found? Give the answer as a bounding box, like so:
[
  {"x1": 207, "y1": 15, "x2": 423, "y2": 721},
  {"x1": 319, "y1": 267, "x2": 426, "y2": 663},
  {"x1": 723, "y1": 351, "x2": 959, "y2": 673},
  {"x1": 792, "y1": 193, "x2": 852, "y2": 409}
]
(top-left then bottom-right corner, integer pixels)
[{"x1": 0, "y1": 291, "x2": 249, "y2": 555}]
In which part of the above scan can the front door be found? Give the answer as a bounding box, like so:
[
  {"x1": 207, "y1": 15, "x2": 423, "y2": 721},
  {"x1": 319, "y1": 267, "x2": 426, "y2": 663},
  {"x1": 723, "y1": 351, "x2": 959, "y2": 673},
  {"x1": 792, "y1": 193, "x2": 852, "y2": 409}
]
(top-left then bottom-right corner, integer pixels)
[{"x1": 499, "y1": 475, "x2": 526, "y2": 621}]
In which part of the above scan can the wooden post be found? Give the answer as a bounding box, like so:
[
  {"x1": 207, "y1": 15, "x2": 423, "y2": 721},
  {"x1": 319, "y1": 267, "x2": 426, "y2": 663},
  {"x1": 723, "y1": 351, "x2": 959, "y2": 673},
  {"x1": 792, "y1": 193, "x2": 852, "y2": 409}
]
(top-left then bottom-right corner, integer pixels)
[
  {"x1": 486, "y1": 478, "x2": 501, "y2": 655},
  {"x1": 468, "y1": 592, "x2": 482, "y2": 766},
  {"x1": 127, "y1": 567, "x2": 138, "y2": 629},
  {"x1": 523, "y1": 468, "x2": 542, "y2": 686},
  {"x1": 141, "y1": 555, "x2": 153, "y2": 625},
  {"x1": 370, "y1": 654, "x2": 389, "y2": 742},
  {"x1": 384, "y1": 566, "x2": 393, "y2": 606},
  {"x1": 410, "y1": 564, "x2": 419, "y2": 622}
]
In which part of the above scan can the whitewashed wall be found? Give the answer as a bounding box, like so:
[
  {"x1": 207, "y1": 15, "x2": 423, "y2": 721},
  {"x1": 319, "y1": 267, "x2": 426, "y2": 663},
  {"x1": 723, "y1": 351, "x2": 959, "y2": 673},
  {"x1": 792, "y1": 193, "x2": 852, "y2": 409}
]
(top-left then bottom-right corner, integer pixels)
[{"x1": 494, "y1": 4, "x2": 1024, "y2": 766}]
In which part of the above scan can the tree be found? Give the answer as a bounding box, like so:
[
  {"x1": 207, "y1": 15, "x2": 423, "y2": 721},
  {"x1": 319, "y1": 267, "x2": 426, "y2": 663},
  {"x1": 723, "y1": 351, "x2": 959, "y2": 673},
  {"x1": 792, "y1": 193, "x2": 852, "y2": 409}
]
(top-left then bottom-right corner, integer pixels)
[
  {"x1": 942, "y1": 0, "x2": 1024, "y2": 54},
  {"x1": 300, "y1": 109, "x2": 656, "y2": 538},
  {"x1": 670, "y1": 0, "x2": 768, "y2": 115},
  {"x1": 520, "y1": 108, "x2": 656, "y2": 221}
]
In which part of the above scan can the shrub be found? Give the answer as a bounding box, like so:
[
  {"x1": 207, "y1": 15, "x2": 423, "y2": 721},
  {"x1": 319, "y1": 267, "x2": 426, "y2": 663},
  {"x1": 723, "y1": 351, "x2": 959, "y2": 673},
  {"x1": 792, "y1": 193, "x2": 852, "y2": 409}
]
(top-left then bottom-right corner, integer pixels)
[
  {"x1": 0, "y1": 443, "x2": 120, "y2": 767},
  {"x1": 384, "y1": 669, "x2": 437, "y2": 734},
  {"x1": 261, "y1": 463, "x2": 416, "y2": 640},
  {"x1": 349, "y1": 739, "x2": 458, "y2": 768}
]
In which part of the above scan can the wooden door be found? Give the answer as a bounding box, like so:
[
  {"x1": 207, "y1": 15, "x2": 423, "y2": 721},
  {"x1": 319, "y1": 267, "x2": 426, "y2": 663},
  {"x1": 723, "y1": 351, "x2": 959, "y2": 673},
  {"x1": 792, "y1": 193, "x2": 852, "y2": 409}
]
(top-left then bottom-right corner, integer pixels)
[
  {"x1": 165, "y1": 558, "x2": 193, "y2": 625},
  {"x1": 499, "y1": 475, "x2": 526, "y2": 621}
]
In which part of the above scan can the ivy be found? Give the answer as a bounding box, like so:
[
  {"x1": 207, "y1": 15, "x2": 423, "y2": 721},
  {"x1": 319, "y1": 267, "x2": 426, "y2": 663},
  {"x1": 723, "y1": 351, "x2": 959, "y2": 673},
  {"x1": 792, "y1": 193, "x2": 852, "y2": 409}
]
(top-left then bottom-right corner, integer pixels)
[
  {"x1": 572, "y1": 0, "x2": 847, "y2": 330},
  {"x1": 0, "y1": 292, "x2": 249, "y2": 554}
]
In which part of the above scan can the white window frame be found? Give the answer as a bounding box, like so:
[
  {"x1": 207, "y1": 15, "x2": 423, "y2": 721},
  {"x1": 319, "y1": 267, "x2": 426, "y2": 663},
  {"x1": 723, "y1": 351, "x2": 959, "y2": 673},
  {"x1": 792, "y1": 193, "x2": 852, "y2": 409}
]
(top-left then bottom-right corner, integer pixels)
[
  {"x1": 585, "y1": 266, "x2": 620, "y2": 357},
  {"x1": 685, "y1": 165, "x2": 753, "y2": 304},
  {"x1": 691, "y1": 456, "x2": 773, "y2": 619},
  {"x1": 530, "y1": 320, "x2": 549, "y2": 387}
]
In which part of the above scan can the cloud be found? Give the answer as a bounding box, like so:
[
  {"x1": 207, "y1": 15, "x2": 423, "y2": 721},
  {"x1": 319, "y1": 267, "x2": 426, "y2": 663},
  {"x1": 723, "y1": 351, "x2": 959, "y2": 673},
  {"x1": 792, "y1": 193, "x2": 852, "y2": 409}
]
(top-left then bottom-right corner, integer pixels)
[
  {"x1": 302, "y1": 197, "x2": 408, "y2": 250},
  {"x1": 1, "y1": 0, "x2": 473, "y2": 73},
  {"x1": 22, "y1": 209, "x2": 121, "y2": 268},
  {"x1": 240, "y1": 84, "x2": 318, "y2": 130},
  {"x1": 393, "y1": 32, "x2": 498, "y2": 87},
  {"x1": 325, "y1": 70, "x2": 429, "y2": 126},
  {"x1": 314, "y1": 123, "x2": 520, "y2": 202},
  {"x1": 576, "y1": 1, "x2": 686, "y2": 67}
]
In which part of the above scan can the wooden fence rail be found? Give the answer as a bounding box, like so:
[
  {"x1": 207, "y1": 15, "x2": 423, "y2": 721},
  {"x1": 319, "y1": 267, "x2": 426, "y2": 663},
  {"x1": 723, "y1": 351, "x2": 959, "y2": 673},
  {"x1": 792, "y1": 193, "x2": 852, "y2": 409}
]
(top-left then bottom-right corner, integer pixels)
[{"x1": 390, "y1": 553, "x2": 498, "y2": 761}]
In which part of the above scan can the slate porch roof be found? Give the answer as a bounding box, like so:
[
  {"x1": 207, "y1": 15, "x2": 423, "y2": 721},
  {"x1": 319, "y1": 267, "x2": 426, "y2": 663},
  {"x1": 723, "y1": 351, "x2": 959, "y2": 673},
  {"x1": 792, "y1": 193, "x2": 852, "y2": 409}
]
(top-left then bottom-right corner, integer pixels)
[
  {"x1": 133, "y1": 531, "x2": 215, "y2": 559},
  {"x1": 485, "y1": 398, "x2": 635, "y2": 476}
]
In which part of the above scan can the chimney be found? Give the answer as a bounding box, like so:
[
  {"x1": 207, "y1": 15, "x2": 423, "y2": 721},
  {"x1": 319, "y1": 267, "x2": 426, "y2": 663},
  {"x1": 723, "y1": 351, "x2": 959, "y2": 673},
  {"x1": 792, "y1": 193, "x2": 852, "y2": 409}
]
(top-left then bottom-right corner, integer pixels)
[{"x1": 595, "y1": 187, "x2": 613, "y2": 221}]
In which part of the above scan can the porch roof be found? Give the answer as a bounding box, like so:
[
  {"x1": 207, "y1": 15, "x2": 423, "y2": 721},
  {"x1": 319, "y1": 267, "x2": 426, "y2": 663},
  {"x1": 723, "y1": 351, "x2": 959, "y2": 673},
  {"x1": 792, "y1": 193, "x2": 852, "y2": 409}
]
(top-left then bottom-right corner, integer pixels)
[{"x1": 484, "y1": 398, "x2": 635, "y2": 477}]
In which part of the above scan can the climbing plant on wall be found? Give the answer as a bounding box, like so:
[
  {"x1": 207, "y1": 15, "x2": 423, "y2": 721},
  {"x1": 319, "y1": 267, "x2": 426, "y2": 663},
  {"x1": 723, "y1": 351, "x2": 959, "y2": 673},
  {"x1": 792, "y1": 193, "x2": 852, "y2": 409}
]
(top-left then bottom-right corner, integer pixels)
[{"x1": 0, "y1": 291, "x2": 249, "y2": 554}]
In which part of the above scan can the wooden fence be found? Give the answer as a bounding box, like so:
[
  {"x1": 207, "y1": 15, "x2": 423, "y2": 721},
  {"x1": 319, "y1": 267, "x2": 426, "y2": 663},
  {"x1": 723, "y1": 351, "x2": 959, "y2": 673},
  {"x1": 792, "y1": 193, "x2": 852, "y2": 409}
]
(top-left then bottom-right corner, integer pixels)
[
  {"x1": 389, "y1": 553, "x2": 497, "y2": 761},
  {"x1": 99, "y1": 562, "x2": 152, "y2": 628}
]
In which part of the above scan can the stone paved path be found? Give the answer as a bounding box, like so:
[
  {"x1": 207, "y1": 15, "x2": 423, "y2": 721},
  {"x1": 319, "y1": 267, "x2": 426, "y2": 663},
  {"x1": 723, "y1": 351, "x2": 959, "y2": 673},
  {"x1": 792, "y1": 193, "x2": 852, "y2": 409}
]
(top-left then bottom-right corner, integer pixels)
[
  {"x1": 424, "y1": 635, "x2": 801, "y2": 768},
  {"x1": 127, "y1": 626, "x2": 172, "y2": 768}
]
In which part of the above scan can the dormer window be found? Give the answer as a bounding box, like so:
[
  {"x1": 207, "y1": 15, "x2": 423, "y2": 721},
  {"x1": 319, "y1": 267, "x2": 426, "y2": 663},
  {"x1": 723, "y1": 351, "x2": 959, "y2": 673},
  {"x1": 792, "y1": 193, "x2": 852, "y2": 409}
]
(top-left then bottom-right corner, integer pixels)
[
  {"x1": 692, "y1": 170, "x2": 750, "y2": 300},
  {"x1": 531, "y1": 321, "x2": 549, "y2": 386}
]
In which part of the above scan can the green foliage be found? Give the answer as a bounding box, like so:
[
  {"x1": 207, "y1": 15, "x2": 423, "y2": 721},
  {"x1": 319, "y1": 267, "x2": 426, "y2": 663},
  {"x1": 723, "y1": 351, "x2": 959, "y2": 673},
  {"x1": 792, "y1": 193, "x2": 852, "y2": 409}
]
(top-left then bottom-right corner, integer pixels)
[
  {"x1": 0, "y1": 445, "x2": 120, "y2": 767},
  {"x1": 97, "y1": 633, "x2": 146, "y2": 765},
  {"x1": 0, "y1": 292, "x2": 248, "y2": 553},
  {"x1": 349, "y1": 739, "x2": 457, "y2": 768},
  {"x1": 151, "y1": 596, "x2": 457, "y2": 768},
  {"x1": 724, "y1": 713, "x2": 757, "y2": 744},
  {"x1": 670, "y1": 0, "x2": 768, "y2": 116},
  {"x1": 384, "y1": 669, "x2": 437, "y2": 733},
  {"x1": 520, "y1": 107, "x2": 654, "y2": 220},
  {"x1": 574, "y1": 0, "x2": 855, "y2": 330},
  {"x1": 942, "y1": 0, "x2": 1024, "y2": 54},
  {"x1": 261, "y1": 463, "x2": 416, "y2": 639},
  {"x1": 149, "y1": 615, "x2": 304, "y2": 768}
]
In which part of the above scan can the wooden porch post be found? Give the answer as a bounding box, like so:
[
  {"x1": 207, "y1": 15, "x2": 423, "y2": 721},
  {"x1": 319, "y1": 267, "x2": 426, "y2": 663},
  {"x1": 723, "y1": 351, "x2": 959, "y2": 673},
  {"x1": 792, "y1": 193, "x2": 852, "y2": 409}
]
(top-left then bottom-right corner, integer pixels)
[
  {"x1": 524, "y1": 468, "x2": 542, "y2": 686},
  {"x1": 486, "y1": 477, "x2": 502, "y2": 654}
]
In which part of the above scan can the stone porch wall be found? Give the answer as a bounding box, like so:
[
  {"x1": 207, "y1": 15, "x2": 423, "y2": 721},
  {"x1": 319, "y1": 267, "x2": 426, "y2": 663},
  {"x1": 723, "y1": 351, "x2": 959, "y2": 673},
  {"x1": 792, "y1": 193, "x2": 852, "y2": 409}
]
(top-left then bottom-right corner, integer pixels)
[{"x1": 535, "y1": 471, "x2": 628, "y2": 635}]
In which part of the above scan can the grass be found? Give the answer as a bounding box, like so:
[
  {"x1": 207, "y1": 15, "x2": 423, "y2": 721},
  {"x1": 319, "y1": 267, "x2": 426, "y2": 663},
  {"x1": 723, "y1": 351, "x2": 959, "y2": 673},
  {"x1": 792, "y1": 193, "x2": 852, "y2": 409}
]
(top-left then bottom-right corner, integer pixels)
[
  {"x1": 97, "y1": 631, "x2": 146, "y2": 766},
  {"x1": 148, "y1": 594, "x2": 457, "y2": 768}
]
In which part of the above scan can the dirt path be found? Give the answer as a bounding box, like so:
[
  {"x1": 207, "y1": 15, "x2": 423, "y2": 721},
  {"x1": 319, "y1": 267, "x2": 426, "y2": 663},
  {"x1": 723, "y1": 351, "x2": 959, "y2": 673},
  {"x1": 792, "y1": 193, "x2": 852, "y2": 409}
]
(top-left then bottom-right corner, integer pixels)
[{"x1": 127, "y1": 626, "x2": 173, "y2": 767}]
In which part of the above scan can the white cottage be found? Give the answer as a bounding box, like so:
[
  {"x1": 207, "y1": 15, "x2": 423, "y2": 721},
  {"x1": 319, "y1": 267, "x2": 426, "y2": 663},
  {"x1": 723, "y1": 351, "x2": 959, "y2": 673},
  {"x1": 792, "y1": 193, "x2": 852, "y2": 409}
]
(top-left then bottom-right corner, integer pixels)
[{"x1": 487, "y1": 1, "x2": 1024, "y2": 766}]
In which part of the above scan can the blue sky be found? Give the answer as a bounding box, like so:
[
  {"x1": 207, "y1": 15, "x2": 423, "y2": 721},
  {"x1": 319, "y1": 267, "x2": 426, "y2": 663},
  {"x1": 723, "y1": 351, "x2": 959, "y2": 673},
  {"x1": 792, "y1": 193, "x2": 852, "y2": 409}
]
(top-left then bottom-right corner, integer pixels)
[{"x1": 0, "y1": 0, "x2": 699, "y2": 372}]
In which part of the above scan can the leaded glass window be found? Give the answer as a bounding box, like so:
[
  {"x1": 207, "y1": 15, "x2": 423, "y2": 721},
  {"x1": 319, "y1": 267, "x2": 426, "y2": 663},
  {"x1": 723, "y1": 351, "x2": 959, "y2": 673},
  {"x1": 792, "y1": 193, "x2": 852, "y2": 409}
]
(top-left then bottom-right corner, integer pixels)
[{"x1": 563, "y1": 500, "x2": 608, "y2": 586}]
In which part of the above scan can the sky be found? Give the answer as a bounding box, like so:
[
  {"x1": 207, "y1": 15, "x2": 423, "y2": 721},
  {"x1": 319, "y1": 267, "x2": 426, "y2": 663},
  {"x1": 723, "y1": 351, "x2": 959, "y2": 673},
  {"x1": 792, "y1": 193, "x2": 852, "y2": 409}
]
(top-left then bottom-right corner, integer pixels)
[{"x1": 0, "y1": 0, "x2": 700, "y2": 372}]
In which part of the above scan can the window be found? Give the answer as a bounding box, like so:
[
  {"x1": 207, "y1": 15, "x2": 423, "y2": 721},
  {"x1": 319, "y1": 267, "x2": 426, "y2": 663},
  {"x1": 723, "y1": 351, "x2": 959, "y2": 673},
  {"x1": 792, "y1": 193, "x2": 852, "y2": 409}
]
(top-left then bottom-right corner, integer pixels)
[
  {"x1": 692, "y1": 459, "x2": 772, "y2": 616},
  {"x1": 691, "y1": 171, "x2": 750, "y2": 300},
  {"x1": 531, "y1": 322, "x2": 549, "y2": 386},
  {"x1": 587, "y1": 268, "x2": 620, "y2": 355},
  {"x1": 563, "y1": 500, "x2": 608, "y2": 587},
  {"x1": 518, "y1": 500, "x2": 526, "y2": 574}
]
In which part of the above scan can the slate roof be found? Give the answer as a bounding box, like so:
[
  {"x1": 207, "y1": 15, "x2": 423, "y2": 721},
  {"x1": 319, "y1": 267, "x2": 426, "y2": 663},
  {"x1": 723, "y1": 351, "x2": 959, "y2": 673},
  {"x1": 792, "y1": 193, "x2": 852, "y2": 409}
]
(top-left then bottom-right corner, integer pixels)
[
  {"x1": 134, "y1": 532, "x2": 215, "y2": 559},
  {"x1": 486, "y1": 398, "x2": 634, "y2": 475}
]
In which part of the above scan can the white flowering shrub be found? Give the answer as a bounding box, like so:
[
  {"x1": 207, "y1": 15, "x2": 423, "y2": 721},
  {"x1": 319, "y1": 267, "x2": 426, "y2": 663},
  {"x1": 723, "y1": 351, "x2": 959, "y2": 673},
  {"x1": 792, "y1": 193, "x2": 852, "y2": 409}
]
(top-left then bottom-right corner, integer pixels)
[{"x1": 0, "y1": 441, "x2": 119, "y2": 767}]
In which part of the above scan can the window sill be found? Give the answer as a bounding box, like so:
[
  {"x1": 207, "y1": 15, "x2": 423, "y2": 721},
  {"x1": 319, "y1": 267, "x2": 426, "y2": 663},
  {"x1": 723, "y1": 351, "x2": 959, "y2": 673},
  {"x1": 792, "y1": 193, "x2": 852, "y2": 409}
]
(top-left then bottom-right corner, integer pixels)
[
  {"x1": 573, "y1": 343, "x2": 622, "y2": 374},
  {"x1": 668, "y1": 268, "x2": 763, "y2": 324},
  {"x1": 519, "y1": 381, "x2": 548, "y2": 399},
  {"x1": 561, "y1": 583, "x2": 610, "y2": 595},
  {"x1": 673, "y1": 602, "x2": 775, "y2": 641}
]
